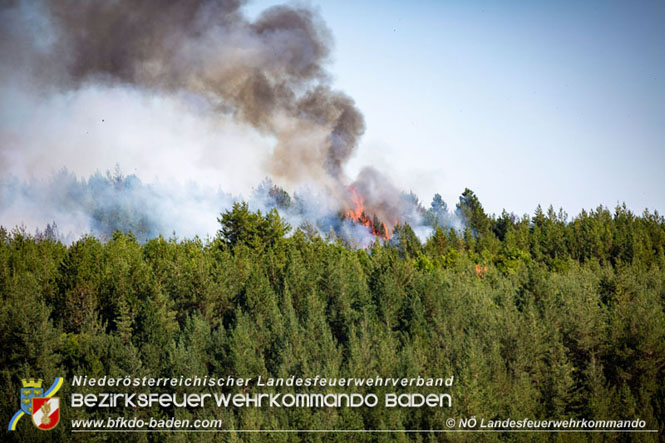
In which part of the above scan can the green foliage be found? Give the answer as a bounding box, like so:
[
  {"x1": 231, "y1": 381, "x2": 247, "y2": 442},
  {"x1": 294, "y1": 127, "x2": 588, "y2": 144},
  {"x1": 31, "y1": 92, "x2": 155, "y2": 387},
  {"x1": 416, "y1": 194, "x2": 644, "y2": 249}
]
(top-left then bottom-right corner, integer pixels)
[
  {"x1": 391, "y1": 223, "x2": 422, "y2": 259},
  {"x1": 1, "y1": 201, "x2": 664, "y2": 440},
  {"x1": 217, "y1": 202, "x2": 291, "y2": 252},
  {"x1": 456, "y1": 188, "x2": 490, "y2": 235}
]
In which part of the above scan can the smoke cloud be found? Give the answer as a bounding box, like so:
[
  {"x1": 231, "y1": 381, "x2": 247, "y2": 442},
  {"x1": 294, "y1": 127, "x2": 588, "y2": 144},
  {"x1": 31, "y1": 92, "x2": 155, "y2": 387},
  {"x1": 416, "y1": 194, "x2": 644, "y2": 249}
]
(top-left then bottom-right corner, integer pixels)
[
  {"x1": 0, "y1": 167, "x2": 236, "y2": 243},
  {"x1": 1, "y1": 0, "x2": 363, "y2": 187},
  {"x1": 1, "y1": 0, "x2": 452, "y2": 244}
]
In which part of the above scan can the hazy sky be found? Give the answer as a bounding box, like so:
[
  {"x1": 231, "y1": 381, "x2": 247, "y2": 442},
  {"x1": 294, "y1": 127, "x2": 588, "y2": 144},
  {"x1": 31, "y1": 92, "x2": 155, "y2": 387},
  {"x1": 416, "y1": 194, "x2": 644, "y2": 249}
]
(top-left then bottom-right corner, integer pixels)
[
  {"x1": 2, "y1": 0, "x2": 664, "y2": 221},
  {"x1": 247, "y1": 0, "x2": 665, "y2": 216}
]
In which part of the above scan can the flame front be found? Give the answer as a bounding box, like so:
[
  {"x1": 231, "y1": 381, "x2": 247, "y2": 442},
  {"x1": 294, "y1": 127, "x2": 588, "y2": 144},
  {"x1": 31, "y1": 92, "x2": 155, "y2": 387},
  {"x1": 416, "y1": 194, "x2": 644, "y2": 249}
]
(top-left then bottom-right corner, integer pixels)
[{"x1": 344, "y1": 187, "x2": 391, "y2": 240}]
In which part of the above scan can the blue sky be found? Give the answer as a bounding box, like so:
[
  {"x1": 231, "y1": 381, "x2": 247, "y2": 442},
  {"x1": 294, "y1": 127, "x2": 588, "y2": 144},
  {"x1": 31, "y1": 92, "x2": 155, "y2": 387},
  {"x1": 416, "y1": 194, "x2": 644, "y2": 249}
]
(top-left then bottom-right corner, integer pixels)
[{"x1": 249, "y1": 0, "x2": 665, "y2": 216}]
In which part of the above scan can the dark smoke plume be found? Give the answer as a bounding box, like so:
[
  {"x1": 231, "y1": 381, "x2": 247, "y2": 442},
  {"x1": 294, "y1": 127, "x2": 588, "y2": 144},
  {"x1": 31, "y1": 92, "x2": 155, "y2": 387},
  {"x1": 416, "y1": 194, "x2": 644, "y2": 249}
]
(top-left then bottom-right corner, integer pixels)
[
  {"x1": 2, "y1": 0, "x2": 364, "y2": 186},
  {"x1": 1, "y1": 1, "x2": 452, "y2": 244}
]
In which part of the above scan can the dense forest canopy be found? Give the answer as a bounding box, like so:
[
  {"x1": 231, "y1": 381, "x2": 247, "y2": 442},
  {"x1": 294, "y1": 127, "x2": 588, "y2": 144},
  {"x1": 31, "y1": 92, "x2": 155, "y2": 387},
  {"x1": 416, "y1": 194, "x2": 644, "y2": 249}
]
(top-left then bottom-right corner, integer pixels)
[{"x1": 1, "y1": 190, "x2": 664, "y2": 441}]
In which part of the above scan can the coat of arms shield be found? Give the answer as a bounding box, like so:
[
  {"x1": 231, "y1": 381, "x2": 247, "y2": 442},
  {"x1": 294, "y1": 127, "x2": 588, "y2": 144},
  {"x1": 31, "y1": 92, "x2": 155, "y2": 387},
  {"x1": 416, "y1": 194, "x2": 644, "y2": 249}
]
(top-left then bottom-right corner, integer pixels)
[
  {"x1": 20, "y1": 385, "x2": 43, "y2": 415},
  {"x1": 31, "y1": 397, "x2": 60, "y2": 430}
]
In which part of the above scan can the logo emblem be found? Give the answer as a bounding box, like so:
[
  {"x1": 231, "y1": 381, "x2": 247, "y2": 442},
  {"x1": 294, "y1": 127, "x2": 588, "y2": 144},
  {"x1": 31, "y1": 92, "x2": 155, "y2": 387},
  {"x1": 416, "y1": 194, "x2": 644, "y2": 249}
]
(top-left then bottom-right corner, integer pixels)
[
  {"x1": 20, "y1": 379, "x2": 43, "y2": 415},
  {"x1": 31, "y1": 397, "x2": 60, "y2": 430},
  {"x1": 8, "y1": 377, "x2": 63, "y2": 431}
]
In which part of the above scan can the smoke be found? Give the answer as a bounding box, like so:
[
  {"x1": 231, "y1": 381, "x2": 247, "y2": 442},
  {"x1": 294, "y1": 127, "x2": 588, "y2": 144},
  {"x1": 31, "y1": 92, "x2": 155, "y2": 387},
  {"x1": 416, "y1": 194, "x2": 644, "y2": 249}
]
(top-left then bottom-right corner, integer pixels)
[
  {"x1": 0, "y1": 168, "x2": 235, "y2": 243},
  {"x1": 1, "y1": 0, "x2": 363, "y2": 187},
  {"x1": 0, "y1": 0, "x2": 457, "y2": 245},
  {"x1": 0, "y1": 168, "x2": 443, "y2": 247}
]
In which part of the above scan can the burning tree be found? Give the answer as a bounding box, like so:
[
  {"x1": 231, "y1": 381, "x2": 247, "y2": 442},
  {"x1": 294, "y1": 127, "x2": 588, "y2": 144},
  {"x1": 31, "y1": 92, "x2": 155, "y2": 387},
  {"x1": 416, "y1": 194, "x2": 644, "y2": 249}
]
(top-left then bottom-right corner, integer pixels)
[{"x1": 343, "y1": 187, "x2": 391, "y2": 240}]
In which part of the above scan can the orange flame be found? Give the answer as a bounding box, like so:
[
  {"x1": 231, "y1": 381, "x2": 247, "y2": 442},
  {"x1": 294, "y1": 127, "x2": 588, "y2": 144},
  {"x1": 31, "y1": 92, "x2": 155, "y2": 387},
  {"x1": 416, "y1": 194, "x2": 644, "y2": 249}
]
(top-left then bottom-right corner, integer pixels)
[{"x1": 344, "y1": 187, "x2": 392, "y2": 240}]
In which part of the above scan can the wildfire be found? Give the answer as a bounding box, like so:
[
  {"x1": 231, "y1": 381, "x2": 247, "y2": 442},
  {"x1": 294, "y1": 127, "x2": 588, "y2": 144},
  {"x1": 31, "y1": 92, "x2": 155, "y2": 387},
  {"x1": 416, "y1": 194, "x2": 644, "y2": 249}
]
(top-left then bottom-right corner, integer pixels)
[{"x1": 344, "y1": 187, "x2": 391, "y2": 240}]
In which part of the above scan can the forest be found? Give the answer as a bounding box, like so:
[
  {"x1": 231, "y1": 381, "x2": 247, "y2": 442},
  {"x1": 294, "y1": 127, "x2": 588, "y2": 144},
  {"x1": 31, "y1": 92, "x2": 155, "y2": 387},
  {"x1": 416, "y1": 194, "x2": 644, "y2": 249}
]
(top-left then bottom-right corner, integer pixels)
[{"x1": 1, "y1": 189, "x2": 664, "y2": 442}]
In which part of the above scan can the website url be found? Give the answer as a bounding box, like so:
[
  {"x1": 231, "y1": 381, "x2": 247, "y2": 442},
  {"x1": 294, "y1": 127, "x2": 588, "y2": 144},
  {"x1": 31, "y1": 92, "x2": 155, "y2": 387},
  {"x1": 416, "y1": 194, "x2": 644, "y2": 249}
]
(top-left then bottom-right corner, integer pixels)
[{"x1": 71, "y1": 416, "x2": 223, "y2": 430}]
